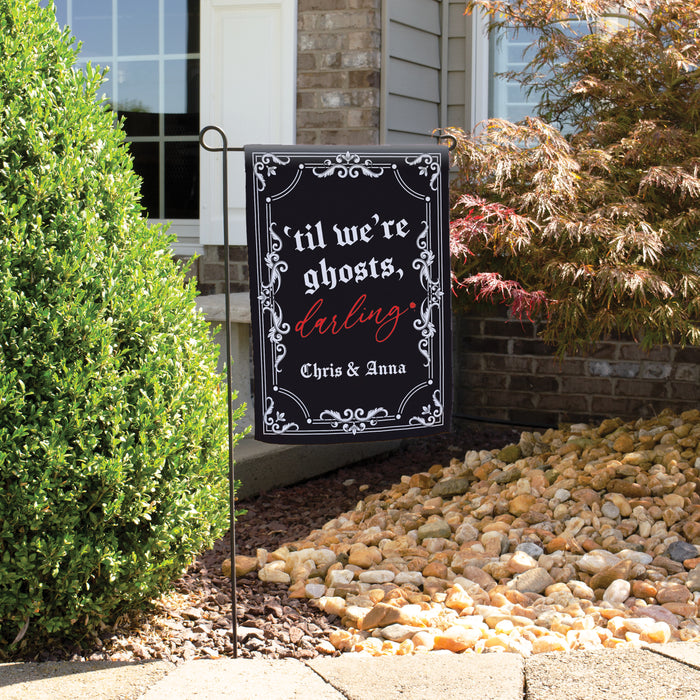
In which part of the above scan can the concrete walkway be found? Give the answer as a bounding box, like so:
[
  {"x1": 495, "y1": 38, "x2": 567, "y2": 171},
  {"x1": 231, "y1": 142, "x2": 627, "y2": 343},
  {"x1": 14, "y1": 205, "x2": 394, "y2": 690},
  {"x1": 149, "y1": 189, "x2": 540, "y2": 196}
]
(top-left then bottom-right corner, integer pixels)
[{"x1": 1, "y1": 643, "x2": 699, "y2": 700}]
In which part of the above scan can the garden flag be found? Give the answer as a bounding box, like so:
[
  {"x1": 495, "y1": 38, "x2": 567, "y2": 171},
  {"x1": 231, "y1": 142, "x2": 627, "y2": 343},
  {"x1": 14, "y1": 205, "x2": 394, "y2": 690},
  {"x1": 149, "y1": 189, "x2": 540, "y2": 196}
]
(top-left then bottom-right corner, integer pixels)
[{"x1": 245, "y1": 145, "x2": 451, "y2": 443}]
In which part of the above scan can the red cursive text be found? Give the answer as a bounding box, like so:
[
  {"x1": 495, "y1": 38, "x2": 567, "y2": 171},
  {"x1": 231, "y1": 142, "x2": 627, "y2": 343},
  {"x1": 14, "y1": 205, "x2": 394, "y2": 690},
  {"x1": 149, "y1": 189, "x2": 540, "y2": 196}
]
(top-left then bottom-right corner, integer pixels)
[{"x1": 294, "y1": 294, "x2": 416, "y2": 343}]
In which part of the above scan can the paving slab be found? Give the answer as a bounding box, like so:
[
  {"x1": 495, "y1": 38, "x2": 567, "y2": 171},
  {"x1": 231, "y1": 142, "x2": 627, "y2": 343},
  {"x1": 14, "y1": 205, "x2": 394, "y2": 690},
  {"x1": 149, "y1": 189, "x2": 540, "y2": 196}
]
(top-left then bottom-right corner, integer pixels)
[
  {"x1": 308, "y1": 652, "x2": 524, "y2": 700},
  {"x1": 524, "y1": 647, "x2": 700, "y2": 700},
  {"x1": 139, "y1": 658, "x2": 345, "y2": 700},
  {"x1": 0, "y1": 660, "x2": 173, "y2": 700},
  {"x1": 644, "y1": 642, "x2": 700, "y2": 670}
]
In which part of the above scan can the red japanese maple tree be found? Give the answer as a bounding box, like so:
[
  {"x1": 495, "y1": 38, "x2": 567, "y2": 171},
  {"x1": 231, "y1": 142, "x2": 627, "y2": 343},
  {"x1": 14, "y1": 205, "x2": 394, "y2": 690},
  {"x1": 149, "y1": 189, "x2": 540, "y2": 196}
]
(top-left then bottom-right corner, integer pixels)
[{"x1": 449, "y1": 0, "x2": 700, "y2": 355}]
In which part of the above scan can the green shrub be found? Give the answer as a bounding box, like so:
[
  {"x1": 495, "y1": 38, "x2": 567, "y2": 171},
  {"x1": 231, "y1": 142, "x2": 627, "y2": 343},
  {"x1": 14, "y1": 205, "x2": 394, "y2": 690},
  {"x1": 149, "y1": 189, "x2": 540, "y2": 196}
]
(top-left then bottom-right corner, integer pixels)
[{"x1": 0, "y1": 0, "x2": 244, "y2": 646}]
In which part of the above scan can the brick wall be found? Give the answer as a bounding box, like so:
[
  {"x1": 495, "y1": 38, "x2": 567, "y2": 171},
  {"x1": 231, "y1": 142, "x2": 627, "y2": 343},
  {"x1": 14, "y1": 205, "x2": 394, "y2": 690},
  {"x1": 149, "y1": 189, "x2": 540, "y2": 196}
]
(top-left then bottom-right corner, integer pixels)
[
  {"x1": 195, "y1": 245, "x2": 249, "y2": 296},
  {"x1": 454, "y1": 307, "x2": 700, "y2": 428},
  {"x1": 297, "y1": 0, "x2": 382, "y2": 145}
]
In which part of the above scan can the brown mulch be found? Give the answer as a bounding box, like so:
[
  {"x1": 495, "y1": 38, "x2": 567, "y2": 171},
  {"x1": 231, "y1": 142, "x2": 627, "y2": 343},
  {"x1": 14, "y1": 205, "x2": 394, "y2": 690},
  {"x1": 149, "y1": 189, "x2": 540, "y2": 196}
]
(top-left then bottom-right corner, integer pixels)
[{"x1": 16, "y1": 423, "x2": 520, "y2": 663}]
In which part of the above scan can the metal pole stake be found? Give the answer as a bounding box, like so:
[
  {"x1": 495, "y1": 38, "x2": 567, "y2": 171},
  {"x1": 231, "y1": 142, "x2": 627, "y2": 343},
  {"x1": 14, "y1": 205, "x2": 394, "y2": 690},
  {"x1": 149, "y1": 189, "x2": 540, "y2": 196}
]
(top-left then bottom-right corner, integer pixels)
[{"x1": 199, "y1": 126, "x2": 244, "y2": 659}]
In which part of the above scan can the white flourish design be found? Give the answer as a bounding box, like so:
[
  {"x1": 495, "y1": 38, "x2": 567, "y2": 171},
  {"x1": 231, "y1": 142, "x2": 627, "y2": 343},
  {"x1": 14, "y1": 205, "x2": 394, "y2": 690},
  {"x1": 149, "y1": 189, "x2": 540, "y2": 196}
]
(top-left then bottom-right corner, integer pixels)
[
  {"x1": 409, "y1": 391, "x2": 444, "y2": 426},
  {"x1": 263, "y1": 397, "x2": 299, "y2": 433},
  {"x1": 412, "y1": 221, "x2": 443, "y2": 366},
  {"x1": 254, "y1": 154, "x2": 291, "y2": 191},
  {"x1": 319, "y1": 407, "x2": 390, "y2": 435},
  {"x1": 311, "y1": 152, "x2": 383, "y2": 179},
  {"x1": 405, "y1": 154, "x2": 441, "y2": 190},
  {"x1": 258, "y1": 224, "x2": 290, "y2": 371}
]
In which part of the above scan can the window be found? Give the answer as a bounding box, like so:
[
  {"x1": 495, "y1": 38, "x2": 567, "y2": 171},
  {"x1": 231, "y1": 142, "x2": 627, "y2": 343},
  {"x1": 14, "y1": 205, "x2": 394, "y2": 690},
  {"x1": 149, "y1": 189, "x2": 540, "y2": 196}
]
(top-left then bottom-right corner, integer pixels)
[
  {"x1": 46, "y1": 0, "x2": 200, "y2": 221},
  {"x1": 490, "y1": 21, "x2": 591, "y2": 123},
  {"x1": 489, "y1": 26, "x2": 539, "y2": 122}
]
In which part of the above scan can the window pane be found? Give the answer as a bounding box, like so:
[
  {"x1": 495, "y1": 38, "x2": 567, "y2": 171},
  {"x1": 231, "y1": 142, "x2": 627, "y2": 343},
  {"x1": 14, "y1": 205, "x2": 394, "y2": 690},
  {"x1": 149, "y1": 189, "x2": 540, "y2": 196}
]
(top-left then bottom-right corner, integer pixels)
[
  {"x1": 129, "y1": 142, "x2": 159, "y2": 217},
  {"x1": 164, "y1": 59, "x2": 199, "y2": 136},
  {"x1": 116, "y1": 60, "x2": 159, "y2": 136},
  {"x1": 490, "y1": 28, "x2": 539, "y2": 120},
  {"x1": 165, "y1": 0, "x2": 200, "y2": 54},
  {"x1": 72, "y1": 0, "x2": 112, "y2": 57},
  {"x1": 118, "y1": 0, "x2": 159, "y2": 56},
  {"x1": 164, "y1": 143, "x2": 199, "y2": 219}
]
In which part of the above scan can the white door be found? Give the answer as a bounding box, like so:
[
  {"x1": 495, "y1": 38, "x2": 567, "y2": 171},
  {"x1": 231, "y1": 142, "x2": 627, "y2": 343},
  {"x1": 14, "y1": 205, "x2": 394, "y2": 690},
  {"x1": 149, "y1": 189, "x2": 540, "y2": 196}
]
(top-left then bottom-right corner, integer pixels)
[{"x1": 200, "y1": 0, "x2": 296, "y2": 245}]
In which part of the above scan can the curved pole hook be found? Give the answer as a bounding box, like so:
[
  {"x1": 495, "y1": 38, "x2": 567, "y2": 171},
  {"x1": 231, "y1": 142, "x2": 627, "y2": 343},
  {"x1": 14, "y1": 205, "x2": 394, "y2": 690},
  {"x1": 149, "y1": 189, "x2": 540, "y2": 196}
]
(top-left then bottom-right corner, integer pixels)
[
  {"x1": 199, "y1": 124, "x2": 229, "y2": 153},
  {"x1": 433, "y1": 130, "x2": 457, "y2": 151}
]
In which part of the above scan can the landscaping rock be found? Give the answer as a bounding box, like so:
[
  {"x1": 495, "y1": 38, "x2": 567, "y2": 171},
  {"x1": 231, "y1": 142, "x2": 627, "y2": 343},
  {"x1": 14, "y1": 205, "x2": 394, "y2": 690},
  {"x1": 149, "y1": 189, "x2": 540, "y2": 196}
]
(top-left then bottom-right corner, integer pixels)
[{"x1": 253, "y1": 410, "x2": 700, "y2": 658}]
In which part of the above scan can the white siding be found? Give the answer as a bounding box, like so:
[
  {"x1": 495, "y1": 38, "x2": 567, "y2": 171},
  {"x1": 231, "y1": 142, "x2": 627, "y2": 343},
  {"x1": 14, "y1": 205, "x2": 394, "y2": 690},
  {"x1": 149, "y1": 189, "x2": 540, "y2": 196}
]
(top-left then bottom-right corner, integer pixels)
[
  {"x1": 446, "y1": 0, "x2": 470, "y2": 130},
  {"x1": 382, "y1": 0, "x2": 443, "y2": 144}
]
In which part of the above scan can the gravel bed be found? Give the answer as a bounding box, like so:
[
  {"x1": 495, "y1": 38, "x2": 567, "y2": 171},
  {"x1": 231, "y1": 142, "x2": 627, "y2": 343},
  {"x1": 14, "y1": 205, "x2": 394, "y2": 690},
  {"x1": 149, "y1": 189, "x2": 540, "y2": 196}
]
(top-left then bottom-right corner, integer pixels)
[{"x1": 9, "y1": 424, "x2": 518, "y2": 664}]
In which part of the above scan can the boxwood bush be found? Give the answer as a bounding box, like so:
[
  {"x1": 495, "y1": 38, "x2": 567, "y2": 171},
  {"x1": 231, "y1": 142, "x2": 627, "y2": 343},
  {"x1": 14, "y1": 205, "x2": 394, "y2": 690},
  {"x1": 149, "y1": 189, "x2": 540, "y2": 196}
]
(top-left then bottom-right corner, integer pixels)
[{"x1": 0, "y1": 0, "x2": 244, "y2": 646}]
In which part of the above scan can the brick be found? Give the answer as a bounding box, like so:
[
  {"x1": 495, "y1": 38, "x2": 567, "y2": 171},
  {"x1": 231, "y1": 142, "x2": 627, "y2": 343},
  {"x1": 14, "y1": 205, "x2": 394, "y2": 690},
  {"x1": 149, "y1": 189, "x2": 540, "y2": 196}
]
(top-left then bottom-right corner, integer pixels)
[
  {"x1": 296, "y1": 131, "x2": 321, "y2": 145},
  {"x1": 455, "y1": 407, "x2": 511, "y2": 422},
  {"x1": 348, "y1": 30, "x2": 381, "y2": 51},
  {"x1": 489, "y1": 391, "x2": 536, "y2": 409},
  {"x1": 468, "y1": 306, "x2": 509, "y2": 320},
  {"x1": 319, "y1": 129, "x2": 379, "y2": 145},
  {"x1": 230, "y1": 262, "x2": 248, "y2": 279},
  {"x1": 297, "y1": 91, "x2": 316, "y2": 110},
  {"x1": 457, "y1": 354, "x2": 482, "y2": 372},
  {"x1": 297, "y1": 71, "x2": 341, "y2": 89},
  {"x1": 532, "y1": 358, "x2": 585, "y2": 376},
  {"x1": 508, "y1": 409, "x2": 557, "y2": 428},
  {"x1": 482, "y1": 354, "x2": 531, "y2": 373},
  {"x1": 615, "y1": 379, "x2": 668, "y2": 399},
  {"x1": 619, "y1": 343, "x2": 674, "y2": 362},
  {"x1": 463, "y1": 337, "x2": 510, "y2": 354},
  {"x1": 587, "y1": 360, "x2": 640, "y2": 378},
  {"x1": 465, "y1": 373, "x2": 509, "y2": 390},
  {"x1": 560, "y1": 376, "x2": 613, "y2": 395},
  {"x1": 585, "y1": 342, "x2": 619, "y2": 360},
  {"x1": 346, "y1": 0, "x2": 379, "y2": 9},
  {"x1": 298, "y1": 0, "x2": 348, "y2": 11},
  {"x1": 202, "y1": 263, "x2": 224, "y2": 282},
  {"x1": 341, "y1": 50, "x2": 381, "y2": 69},
  {"x1": 347, "y1": 109, "x2": 379, "y2": 128},
  {"x1": 228, "y1": 245, "x2": 248, "y2": 263},
  {"x1": 588, "y1": 396, "x2": 648, "y2": 417},
  {"x1": 297, "y1": 110, "x2": 346, "y2": 129},
  {"x1": 537, "y1": 394, "x2": 590, "y2": 412},
  {"x1": 319, "y1": 11, "x2": 377, "y2": 31},
  {"x1": 319, "y1": 89, "x2": 378, "y2": 108},
  {"x1": 348, "y1": 69, "x2": 380, "y2": 89},
  {"x1": 483, "y1": 319, "x2": 535, "y2": 338},
  {"x1": 668, "y1": 382, "x2": 700, "y2": 401},
  {"x1": 298, "y1": 32, "x2": 345, "y2": 51},
  {"x1": 456, "y1": 318, "x2": 484, "y2": 337},
  {"x1": 320, "y1": 52, "x2": 343, "y2": 69},
  {"x1": 511, "y1": 339, "x2": 555, "y2": 357},
  {"x1": 561, "y1": 413, "x2": 597, "y2": 425},
  {"x1": 674, "y1": 364, "x2": 700, "y2": 382},
  {"x1": 675, "y1": 346, "x2": 700, "y2": 363},
  {"x1": 197, "y1": 282, "x2": 216, "y2": 296},
  {"x1": 296, "y1": 53, "x2": 317, "y2": 72},
  {"x1": 640, "y1": 362, "x2": 672, "y2": 380},
  {"x1": 509, "y1": 375, "x2": 560, "y2": 393}
]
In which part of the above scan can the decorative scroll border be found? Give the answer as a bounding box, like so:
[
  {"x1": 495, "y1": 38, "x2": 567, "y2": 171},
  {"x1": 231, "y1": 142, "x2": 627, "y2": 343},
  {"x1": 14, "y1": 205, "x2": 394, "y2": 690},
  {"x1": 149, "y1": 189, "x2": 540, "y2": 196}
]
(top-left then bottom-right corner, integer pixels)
[{"x1": 249, "y1": 149, "x2": 448, "y2": 438}]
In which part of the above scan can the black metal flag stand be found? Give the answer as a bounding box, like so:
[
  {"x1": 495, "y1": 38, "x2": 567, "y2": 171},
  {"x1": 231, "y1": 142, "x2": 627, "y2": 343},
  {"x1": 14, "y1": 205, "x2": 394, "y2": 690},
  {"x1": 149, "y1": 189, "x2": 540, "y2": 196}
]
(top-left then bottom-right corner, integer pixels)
[{"x1": 199, "y1": 125, "x2": 243, "y2": 658}]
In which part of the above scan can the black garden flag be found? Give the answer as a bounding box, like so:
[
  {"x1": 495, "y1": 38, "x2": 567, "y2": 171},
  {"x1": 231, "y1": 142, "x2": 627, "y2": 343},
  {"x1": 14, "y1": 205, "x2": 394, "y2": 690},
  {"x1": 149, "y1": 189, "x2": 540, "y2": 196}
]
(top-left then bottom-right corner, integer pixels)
[{"x1": 245, "y1": 145, "x2": 451, "y2": 443}]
